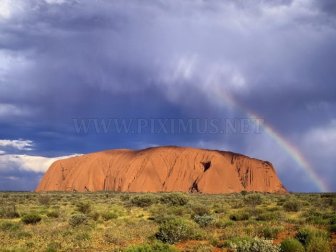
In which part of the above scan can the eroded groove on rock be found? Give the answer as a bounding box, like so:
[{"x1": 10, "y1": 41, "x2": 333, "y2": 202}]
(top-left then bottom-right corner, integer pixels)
[
  {"x1": 201, "y1": 161, "x2": 211, "y2": 172},
  {"x1": 189, "y1": 180, "x2": 200, "y2": 193}
]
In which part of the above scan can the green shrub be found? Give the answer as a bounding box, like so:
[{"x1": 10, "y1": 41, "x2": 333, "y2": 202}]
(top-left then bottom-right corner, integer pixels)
[
  {"x1": 301, "y1": 210, "x2": 332, "y2": 225},
  {"x1": 126, "y1": 241, "x2": 178, "y2": 252},
  {"x1": 241, "y1": 190, "x2": 248, "y2": 196},
  {"x1": 2, "y1": 210, "x2": 20, "y2": 219},
  {"x1": 232, "y1": 200, "x2": 245, "y2": 209},
  {"x1": 244, "y1": 194, "x2": 263, "y2": 208},
  {"x1": 225, "y1": 237, "x2": 252, "y2": 247},
  {"x1": 150, "y1": 213, "x2": 173, "y2": 224},
  {"x1": 305, "y1": 216, "x2": 327, "y2": 225},
  {"x1": 283, "y1": 201, "x2": 300, "y2": 212},
  {"x1": 131, "y1": 195, "x2": 157, "y2": 207},
  {"x1": 193, "y1": 214, "x2": 214, "y2": 227},
  {"x1": 228, "y1": 237, "x2": 280, "y2": 252},
  {"x1": 120, "y1": 194, "x2": 130, "y2": 201},
  {"x1": 0, "y1": 221, "x2": 21, "y2": 231},
  {"x1": 88, "y1": 211, "x2": 100, "y2": 221},
  {"x1": 277, "y1": 198, "x2": 287, "y2": 206},
  {"x1": 156, "y1": 217, "x2": 199, "y2": 244},
  {"x1": 103, "y1": 228, "x2": 126, "y2": 245},
  {"x1": 330, "y1": 216, "x2": 336, "y2": 225},
  {"x1": 256, "y1": 212, "x2": 280, "y2": 221},
  {"x1": 167, "y1": 206, "x2": 190, "y2": 217},
  {"x1": 190, "y1": 204, "x2": 210, "y2": 216},
  {"x1": 75, "y1": 231, "x2": 91, "y2": 241},
  {"x1": 261, "y1": 226, "x2": 282, "y2": 239},
  {"x1": 126, "y1": 243, "x2": 154, "y2": 252},
  {"x1": 76, "y1": 201, "x2": 92, "y2": 214},
  {"x1": 21, "y1": 213, "x2": 42, "y2": 225},
  {"x1": 332, "y1": 199, "x2": 336, "y2": 211},
  {"x1": 295, "y1": 227, "x2": 329, "y2": 246},
  {"x1": 160, "y1": 193, "x2": 188, "y2": 206},
  {"x1": 280, "y1": 238, "x2": 304, "y2": 252},
  {"x1": 46, "y1": 242, "x2": 61, "y2": 252},
  {"x1": 0, "y1": 205, "x2": 20, "y2": 218},
  {"x1": 213, "y1": 203, "x2": 226, "y2": 214},
  {"x1": 329, "y1": 224, "x2": 336, "y2": 233},
  {"x1": 102, "y1": 211, "x2": 118, "y2": 221},
  {"x1": 47, "y1": 211, "x2": 60, "y2": 218},
  {"x1": 68, "y1": 213, "x2": 88, "y2": 227},
  {"x1": 306, "y1": 237, "x2": 331, "y2": 252},
  {"x1": 38, "y1": 195, "x2": 51, "y2": 205},
  {"x1": 230, "y1": 212, "x2": 249, "y2": 221},
  {"x1": 184, "y1": 243, "x2": 213, "y2": 252},
  {"x1": 16, "y1": 231, "x2": 32, "y2": 239},
  {"x1": 214, "y1": 219, "x2": 234, "y2": 228}
]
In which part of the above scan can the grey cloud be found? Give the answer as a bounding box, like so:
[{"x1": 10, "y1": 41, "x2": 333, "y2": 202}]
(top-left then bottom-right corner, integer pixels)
[{"x1": 315, "y1": 0, "x2": 336, "y2": 16}]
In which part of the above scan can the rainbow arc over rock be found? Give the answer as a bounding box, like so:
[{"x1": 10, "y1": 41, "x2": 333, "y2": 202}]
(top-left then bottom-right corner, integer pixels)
[{"x1": 213, "y1": 85, "x2": 329, "y2": 192}]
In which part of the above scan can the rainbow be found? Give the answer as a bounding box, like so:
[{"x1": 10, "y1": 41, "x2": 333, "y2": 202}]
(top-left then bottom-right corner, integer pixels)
[{"x1": 212, "y1": 85, "x2": 329, "y2": 192}]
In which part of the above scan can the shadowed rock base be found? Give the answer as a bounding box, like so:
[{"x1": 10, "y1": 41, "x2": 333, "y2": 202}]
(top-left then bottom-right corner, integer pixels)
[{"x1": 36, "y1": 146, "x2": 287, "y2": 193}]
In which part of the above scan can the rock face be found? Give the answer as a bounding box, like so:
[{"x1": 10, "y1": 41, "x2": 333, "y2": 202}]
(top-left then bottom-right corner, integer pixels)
[{"x1": 36, "y1": 146, "x2": 287, "y2": 193}]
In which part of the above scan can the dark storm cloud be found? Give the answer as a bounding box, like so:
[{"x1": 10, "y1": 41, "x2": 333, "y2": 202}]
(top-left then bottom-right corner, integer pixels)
[
  {"x1": 0, "y1": 0, "x2": 335, "y2": 191},
  {"x1": 315, "y1": 0, "x2": 336, "y2": 16},
  {"x1": 0, "y1": 170, "x2": 43, "y2": 191}
]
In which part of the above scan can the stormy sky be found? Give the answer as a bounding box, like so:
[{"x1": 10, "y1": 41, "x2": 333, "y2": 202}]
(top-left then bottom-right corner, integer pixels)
[{"x1": 0, "y1": 0, "x2": 335, "y2": 192}]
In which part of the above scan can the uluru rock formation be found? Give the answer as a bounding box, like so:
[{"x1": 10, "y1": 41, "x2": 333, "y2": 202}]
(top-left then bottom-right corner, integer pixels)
[{"x1": 36, "y1": 146, "x2": 287, "y2": 193}]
